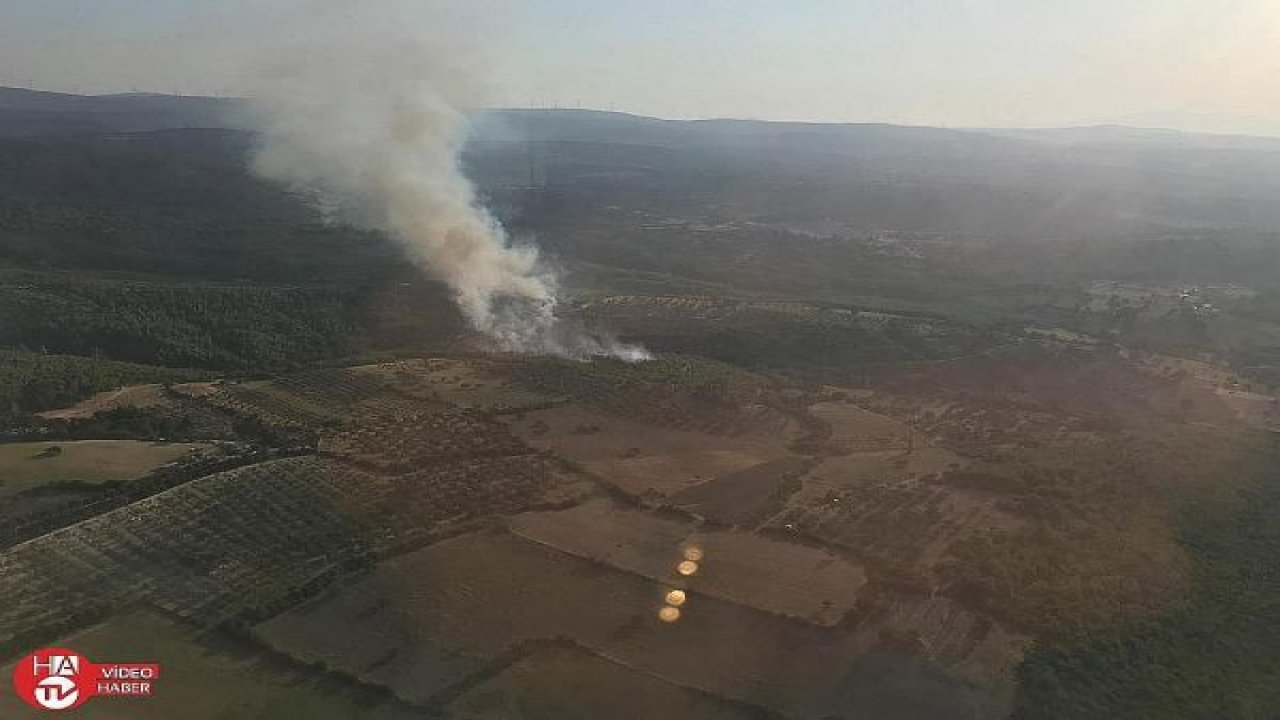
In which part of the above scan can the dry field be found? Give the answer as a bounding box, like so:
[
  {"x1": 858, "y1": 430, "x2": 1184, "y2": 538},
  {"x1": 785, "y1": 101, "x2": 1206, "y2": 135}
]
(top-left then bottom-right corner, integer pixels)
[
  {"x1": 510, "y1": 499, "x2": 867, "y2": 626},
  {"x1": 665, "y1": 455, "x2": 813, "y2": 526},
  {"x1": 0, "y1": 440, "x2": 207, "y2": 498},
  {"x1": 36, "y1": 383, "x2": 173, "y2": 420},
  {"x1": 809, "y1": 397, "x2": 917, "y2": 452},
  {"x1": 504, "y1": 405, "x2": 795, "y2": 498}
]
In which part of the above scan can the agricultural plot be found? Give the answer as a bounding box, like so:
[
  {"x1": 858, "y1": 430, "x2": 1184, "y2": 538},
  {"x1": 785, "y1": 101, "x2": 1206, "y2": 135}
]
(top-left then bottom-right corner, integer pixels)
[
  {"x1": 510, "y1": 355, "x2": 789, "y2": 436},
  {"x1": 809, "y1": 397, "x2": 917, "y2": 452},
  {"x1": 274, "y1": 367, "x2": 396, "y2": 407},
  {"x1": 206, "y1": 381, "x2": 339, "y2": 430},
  {"x1": 258, "y1": 529, "x2": 892, "y2": 715},
  {"x1": 320, "y1": 454, "x2": 593, "y2": 550},
  {"x1": 271, "y1": 367, "x2": 439, "y2": 422},
  {"x1": 256, "y1": 530, "x2": 657, "y2": 705},
  {"x1": 598, "y1": 586, "x2": 995, "y2": 716},
  {"x1": 200, "y1": 370, "x2": 427, "y2": 435},
  {"x1": 768, "y1": 450, "x2": 1019, "y2": 582},
  {"x1": 756, "y1": 392, "x2": 994, "y2": 583},
  {"x1": 320, "y1": 409, "x2": 530, "y2": 474},
  {"x1": 504, "y1": 405, "x2": 794, "y2": 497},
  {"x1": 36, "y1": 383, "x2": 173, "y2": 420},
  {"x1": 0, "y1": 440, "x2": 208, "y2": 498},
  {"x1": 796, "y1": 447, "x2": 965, "y2": 494},
  {"x1": 854, "y1": 594, "x2": 1031, "y2": 704},
  {"x1": 0, "y1": 453, "x2": 588, "y2": 648},
  {"x1": 665, "y1": 456, "x2": 813, "y2": 526},
  {"x1": 0, "y1": 610, "x2": 421, "y2": 720},
  {"x1": 0, "y1": 457, "x2": 370, "y2": 644},
  {"x1": 447, "y1": 644, "x2": 762, "y2": 720},
  {"x1": 169, "y1": 381, "x2": 220, "y2": 398},
  {"x1": 510, "y1": 499, "x2": 867, "y2": 626},
  {"x1": 349, "y1": 358, "x2": 559, "y2": 412}
]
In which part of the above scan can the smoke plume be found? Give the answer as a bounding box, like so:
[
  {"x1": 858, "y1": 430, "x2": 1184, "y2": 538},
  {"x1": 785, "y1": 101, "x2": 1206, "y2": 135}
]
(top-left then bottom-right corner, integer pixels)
[{"x1": 245, "y1": 2, "x2": 648, "y2": 362}]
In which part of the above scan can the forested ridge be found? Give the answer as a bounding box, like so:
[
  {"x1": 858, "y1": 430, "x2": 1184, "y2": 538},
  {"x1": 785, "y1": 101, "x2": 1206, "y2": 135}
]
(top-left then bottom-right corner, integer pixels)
[
  {"x1": 0, "y1": 348, "x2": 207, "y2": 422},
  {"x1": 0, "y1": 127, "x2": 461, "y2": 417}
]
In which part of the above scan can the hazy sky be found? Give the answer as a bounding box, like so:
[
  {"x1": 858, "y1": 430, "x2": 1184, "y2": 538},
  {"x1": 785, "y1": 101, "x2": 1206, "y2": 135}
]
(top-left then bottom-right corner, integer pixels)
[{"x1": 3, "y1": 0, "x2": 1280, "y2": 134}]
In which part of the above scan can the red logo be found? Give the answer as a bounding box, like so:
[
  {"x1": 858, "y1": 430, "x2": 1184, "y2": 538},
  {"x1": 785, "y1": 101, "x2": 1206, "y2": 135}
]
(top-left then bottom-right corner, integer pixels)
[{"x1": 12, "y1": 648, "x2": 160, "y2": 712}]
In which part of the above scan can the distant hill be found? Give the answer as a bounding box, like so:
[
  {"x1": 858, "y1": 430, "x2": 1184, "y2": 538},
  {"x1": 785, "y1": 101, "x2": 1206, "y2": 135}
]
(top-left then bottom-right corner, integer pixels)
[
  {"x1": 975, "y1": 124, "x2": 1280, "y2": 151},
  {"x1": 7, "y1": 86, "x2": 1280, "y2": 240},
  {"x1": 0, "y1": 87, "x2": 244, "y2": 137},
  {"x1": 467, "y1": 108, "x2": 1280, "y2": 235},
  {"x1": 3, "y1": 87, "x2": 1280, "y2": 371}
]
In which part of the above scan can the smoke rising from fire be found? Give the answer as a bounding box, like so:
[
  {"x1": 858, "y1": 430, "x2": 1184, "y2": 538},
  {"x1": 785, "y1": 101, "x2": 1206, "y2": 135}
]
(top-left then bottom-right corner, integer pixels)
[{"x1": 245, "y1": 2, "x2": 648, "y2": 361}]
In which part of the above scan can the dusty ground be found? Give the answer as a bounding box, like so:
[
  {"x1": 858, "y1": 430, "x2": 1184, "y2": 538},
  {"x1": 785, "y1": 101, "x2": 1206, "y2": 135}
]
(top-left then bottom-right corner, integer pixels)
[{"x1": 37, "y1": 384, "x2": 173, "y2": 420}]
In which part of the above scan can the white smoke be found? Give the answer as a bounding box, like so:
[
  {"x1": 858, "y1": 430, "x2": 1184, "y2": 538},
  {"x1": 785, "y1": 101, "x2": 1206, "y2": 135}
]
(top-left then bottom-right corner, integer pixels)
[{"x1": 244, "y1": 1, "x2": 648, "y2": 362}]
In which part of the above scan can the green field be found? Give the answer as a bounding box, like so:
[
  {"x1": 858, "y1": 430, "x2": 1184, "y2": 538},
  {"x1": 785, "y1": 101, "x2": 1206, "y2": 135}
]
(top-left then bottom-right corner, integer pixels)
[{"x1": 0, "y1": 440, "x2": 206, "y2": 498}]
